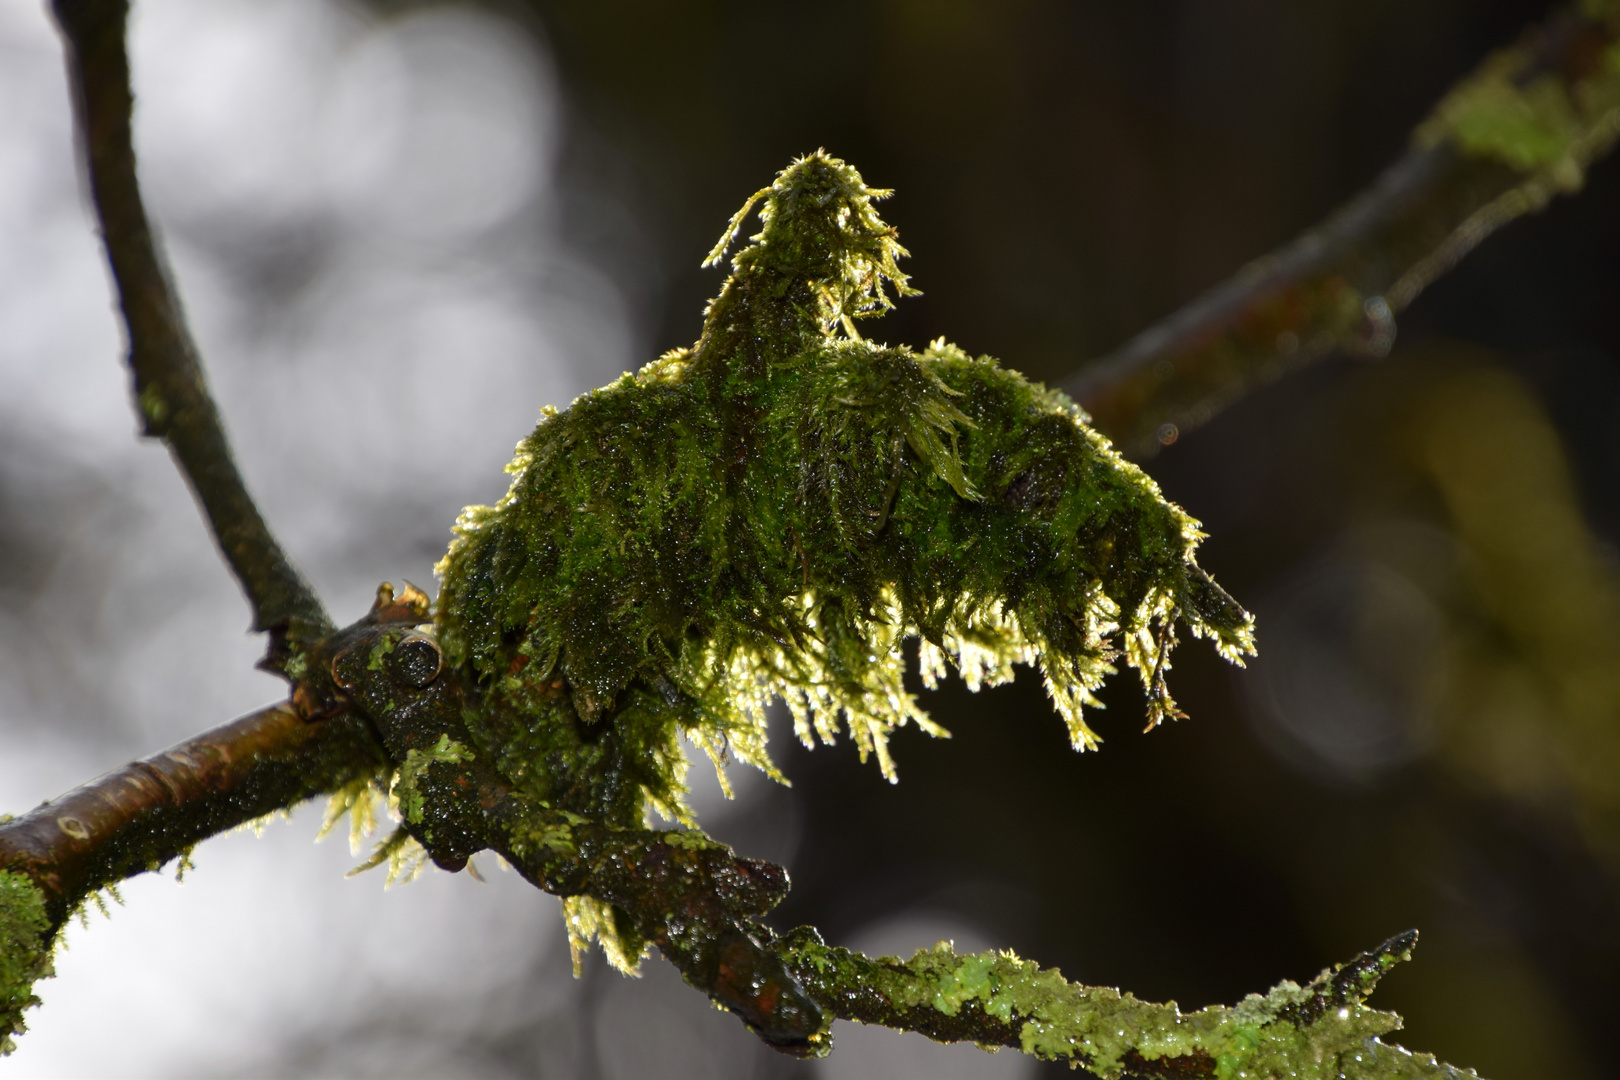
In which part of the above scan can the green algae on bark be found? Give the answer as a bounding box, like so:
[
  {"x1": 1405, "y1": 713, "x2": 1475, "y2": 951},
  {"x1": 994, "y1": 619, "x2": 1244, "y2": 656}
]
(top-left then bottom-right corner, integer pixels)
[
  {"x1": 0, "y1": 870, "x2": 53, "y2": 1055},
  {"x1": 434, "y1": 151, "x2": 1254, "y2": 832}
]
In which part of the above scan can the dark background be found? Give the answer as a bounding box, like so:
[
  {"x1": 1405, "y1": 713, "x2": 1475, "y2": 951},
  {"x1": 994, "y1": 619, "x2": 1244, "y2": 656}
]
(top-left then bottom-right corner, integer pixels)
[{"x1": 449, "y1": 1, "x2": 1620, "y2": 1077}]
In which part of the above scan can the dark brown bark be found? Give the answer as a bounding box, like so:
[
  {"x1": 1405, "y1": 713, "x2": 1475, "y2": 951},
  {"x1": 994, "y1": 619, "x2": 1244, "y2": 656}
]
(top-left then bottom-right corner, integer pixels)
[
  {"x1": 51, "y1": 0, "x2": 329, "y2": 653},
  {"x1": 0, "y1": 704, "x2": 386, "y2": 930}
]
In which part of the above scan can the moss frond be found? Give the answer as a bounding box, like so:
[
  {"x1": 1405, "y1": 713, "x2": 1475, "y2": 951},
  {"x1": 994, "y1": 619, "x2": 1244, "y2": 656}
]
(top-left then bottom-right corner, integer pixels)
[
  {"x1": 701, "y1": 148, "x2": 916, "y2": 338},
  {"x1": 562, "y1": 894, "x2": 649, "y2": 977},
  {"x1": 317, "y1": 773, "x2": 389, "y2": 855},
  {"x1": 346, "y1": 824, "x2": 430, "y2": 888}
]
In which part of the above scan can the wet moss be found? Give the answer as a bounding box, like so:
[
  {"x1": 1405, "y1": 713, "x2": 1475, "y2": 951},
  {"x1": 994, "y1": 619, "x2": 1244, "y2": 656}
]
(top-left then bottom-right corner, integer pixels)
[
  {"x1": 0, "y1": 870, "x2": 52, "y2": 1056},
  {"x1": 435, "y1": 151, "x2": 1254, "y2": 830}
]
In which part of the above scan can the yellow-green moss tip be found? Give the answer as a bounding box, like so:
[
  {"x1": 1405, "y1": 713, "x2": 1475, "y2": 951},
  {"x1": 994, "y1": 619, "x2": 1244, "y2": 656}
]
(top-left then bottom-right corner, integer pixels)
[
  {"x1": 434, "y1": 152, "x2": 1254, "y2": 831},
  {"x1": 0, "y1": 870, "x2": 53, "y2": 1055}
]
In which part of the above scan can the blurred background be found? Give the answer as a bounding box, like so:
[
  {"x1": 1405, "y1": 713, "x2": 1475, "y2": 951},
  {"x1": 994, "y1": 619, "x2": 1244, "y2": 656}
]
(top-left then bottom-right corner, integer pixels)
[{"x1": 2, "y1": 0, "x2": 1618, "y2": 1076}]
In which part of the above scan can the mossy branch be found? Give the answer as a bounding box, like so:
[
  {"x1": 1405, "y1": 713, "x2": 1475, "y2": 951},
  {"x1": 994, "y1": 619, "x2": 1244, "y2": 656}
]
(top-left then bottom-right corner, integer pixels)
[
  {"x1": 51, "y1": 0, "x2": 330, "y2": 656},
  {"x1": 0, "y1": 4, "x2": 1574, "y2": 1069},
  {"x1": 1064, "y1": 1, "x2": 1620, "y2": 454},
  {"x1": 219, "y1": 596, "x2": 1487, "y2": 1077},
  {"x1": 777, "y1": 927, "x2": 1480, "y2": 1079}
]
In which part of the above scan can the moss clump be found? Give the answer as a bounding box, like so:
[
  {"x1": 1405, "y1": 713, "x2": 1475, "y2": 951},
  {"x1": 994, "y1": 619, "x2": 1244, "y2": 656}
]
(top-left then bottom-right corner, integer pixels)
[
  {"x1": 435, "y1": 151, "x2": 1254, "y2": 830},
  {"x1": 0, "y1": 870, "x2": 53, "y2": 1055}
]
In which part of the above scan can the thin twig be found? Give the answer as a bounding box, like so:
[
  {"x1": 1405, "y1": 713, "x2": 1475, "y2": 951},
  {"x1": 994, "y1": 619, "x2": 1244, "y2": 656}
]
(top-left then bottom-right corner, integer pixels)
[
  {"x1": 51, "y1": 0, "x2": 330, "y2": 651},
  {"x1": 1063, "y1": 4, "x2": 1620, "y2": 455}
]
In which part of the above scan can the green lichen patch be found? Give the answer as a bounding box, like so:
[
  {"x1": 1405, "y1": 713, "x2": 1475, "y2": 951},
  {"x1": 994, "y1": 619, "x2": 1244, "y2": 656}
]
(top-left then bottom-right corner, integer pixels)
[
  {"x1": 776, "y1": 929, "x2": 1461, "y2": 1079},
  {"x1": 435, "y1": 151, "x2": 1253, "y2": 831},
  {"x1": 0, "y1": 870, "x2": 53, "y2": 1056}
]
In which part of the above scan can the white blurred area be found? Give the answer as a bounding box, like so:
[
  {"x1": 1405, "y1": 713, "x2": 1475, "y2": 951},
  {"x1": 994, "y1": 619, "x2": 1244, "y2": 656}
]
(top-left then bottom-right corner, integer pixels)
[{"x1": 0, "y1": 0, "x2": 657, "y2": 1075}]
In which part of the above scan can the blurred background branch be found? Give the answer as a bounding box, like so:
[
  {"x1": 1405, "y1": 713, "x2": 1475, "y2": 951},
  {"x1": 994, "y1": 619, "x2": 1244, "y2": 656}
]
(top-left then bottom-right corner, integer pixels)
[{"x1": 1064, "y1": 3, "x2": 1620, "y2": 454}]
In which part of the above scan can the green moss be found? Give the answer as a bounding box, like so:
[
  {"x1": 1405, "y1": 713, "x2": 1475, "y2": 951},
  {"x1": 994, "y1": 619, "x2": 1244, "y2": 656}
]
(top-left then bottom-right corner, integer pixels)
[
  {"x1": 562, "y1": 893, "x2": 647, "y2": 976},
  {"x1": 392, "y1": 735, "x2": 473, "y2": 825},
  {"x1": 662, "y1": 829, "x2": 725, "y2": 852},
  {"x1": 0, "y1": 871, "x2": 53, "y2": 1056},
  {"x1": 435, "y1": 151, "x2": 1254, "y2": 831},
  {"x1": 137, "y1": 384, "x2": 167, "y2": 427}
]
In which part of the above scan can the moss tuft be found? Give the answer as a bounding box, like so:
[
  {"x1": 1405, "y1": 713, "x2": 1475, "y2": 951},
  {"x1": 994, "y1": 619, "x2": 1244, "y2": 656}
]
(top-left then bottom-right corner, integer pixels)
[
  {"x1": 0, "y1": 870, "x2": 53, "y2": 1056},
  {"x1": 435, "y1": 151, "x2": 1254, "y2": 830}
]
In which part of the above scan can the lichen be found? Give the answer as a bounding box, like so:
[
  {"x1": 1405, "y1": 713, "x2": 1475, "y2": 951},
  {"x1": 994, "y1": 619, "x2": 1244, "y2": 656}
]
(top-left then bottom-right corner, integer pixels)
[
  {"x1": 774, "y1": 929, "x2": 1469, "y2": 1079},
  {"x1": 1433, "y1": 71, "x2": 1581, "y2": 172},
  {"x1": 0, "y1": 871, "x2": 53, "y2": 1056},
  {"x1": 434, "y1": 151, "x2": 1254, "y2": 833}
]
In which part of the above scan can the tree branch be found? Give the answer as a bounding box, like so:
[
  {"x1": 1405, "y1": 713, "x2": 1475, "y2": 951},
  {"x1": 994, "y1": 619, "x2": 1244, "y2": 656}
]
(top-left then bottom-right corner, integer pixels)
[
  {"x1": 0, "y1": 592, "x2": 1490, "y2": 1076},
  {"x1": 50, "y1": 0, "x2": 330, "y2": 650},
  {"x1": 1063, "y1": 3, "x2": 1620, "y2": 455},
  {"x1": 776, "y1": 927, "x2": 1481, "y2": 1078},
  {"x1": 3, "y1": 3, "x2": 1601, "y2": 1072},
  {"x1": 0, "y1": 703, "x2": 386, "y2": 931},
  {"x1": 25, "y1": 1, "x2": 1617, "y2": 944}
]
